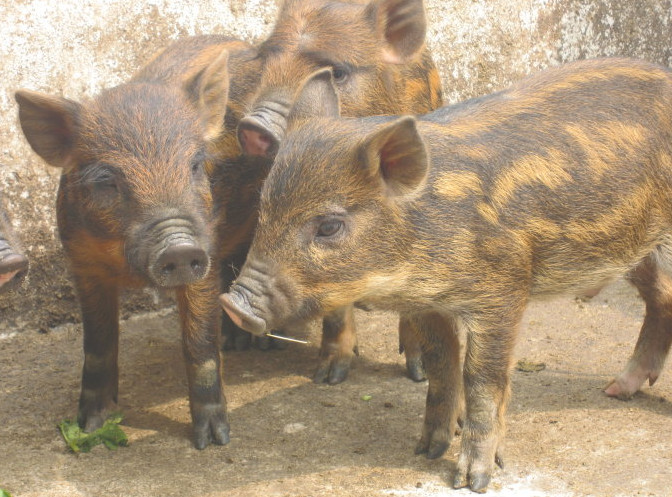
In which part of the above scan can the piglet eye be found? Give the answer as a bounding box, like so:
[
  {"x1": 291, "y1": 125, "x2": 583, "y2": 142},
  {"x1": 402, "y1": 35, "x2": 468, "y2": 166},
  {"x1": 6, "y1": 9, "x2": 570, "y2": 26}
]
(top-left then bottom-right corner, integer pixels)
[
  {"x1": 100, "y1": 174, "x2": 117, "y2": 189},
  {"x1": 316, "y1": 219, "x2": 343, "y2": 238},
  {"x1": 191, "y1": 151, "x2": 207, "y2": 179},
  {"x1": 91, "y1": 170, "x2": 117, "y2": 190},
  {"x1": 331, "y1": 65, "x2": 349, "y2": 83}
]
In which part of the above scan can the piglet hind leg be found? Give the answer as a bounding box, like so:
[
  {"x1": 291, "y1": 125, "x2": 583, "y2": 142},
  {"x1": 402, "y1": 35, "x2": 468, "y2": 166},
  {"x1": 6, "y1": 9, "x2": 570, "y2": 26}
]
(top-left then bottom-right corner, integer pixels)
[
  {"x1": 453, "y1": 310, "x2": 521, "y2": 494},
  {"x1": 412, "y1": 312, "x2": 462, "y2": 460},
  {"x1": 399, "y1": 314, "x2": 427, "y2": 382},
  {"x1": 606, "y1": 255, "x2": 672, "y2": 399},
  {"x1": 177, "y1": 275, "x2": 230, "y2": 449},
  {"x1": 314, "y1": 308, "x2": 427, "y2": 385},
  {"x1": 75, "y1": 274, "x2": 120, "y2": 432}
]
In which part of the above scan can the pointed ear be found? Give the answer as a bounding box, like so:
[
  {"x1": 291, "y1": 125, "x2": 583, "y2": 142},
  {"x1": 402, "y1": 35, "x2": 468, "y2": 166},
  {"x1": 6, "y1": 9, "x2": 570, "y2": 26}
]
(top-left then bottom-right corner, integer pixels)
[
  {"x1": 287, "y1": 68, "x2": 340, "y2": 126},
  {"x1": 366, "y1": 0, "x2": 426, "y2": 64},
  {"x1": 186, "y1": 48, "x2": 230, "y2": 142},
  {"x1": 15, "y1": 90, "x2": 81, "y2": 170},
  {"x1": 360, "y1": 116, "x2": 428, "y2": 197}
]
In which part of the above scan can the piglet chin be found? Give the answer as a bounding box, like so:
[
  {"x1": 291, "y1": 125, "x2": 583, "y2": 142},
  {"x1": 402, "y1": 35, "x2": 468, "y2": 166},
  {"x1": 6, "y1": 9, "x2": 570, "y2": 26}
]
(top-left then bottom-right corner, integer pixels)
[{"x1": 219, "y1": 292, "x2": 268, "y2": 336}]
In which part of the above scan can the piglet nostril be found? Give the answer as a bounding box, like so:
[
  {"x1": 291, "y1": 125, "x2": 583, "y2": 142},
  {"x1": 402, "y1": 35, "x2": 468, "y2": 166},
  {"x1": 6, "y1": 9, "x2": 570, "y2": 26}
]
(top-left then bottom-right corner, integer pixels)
[
  {"x1": 162, "y1": 262, "x2": 177, "y2": 275},
  {"x1": 238, "y1": 118, "x2": 279, "y2": 158},
  {"x1": 153, "y1": 243, "x2": 209, "y2": 287}
]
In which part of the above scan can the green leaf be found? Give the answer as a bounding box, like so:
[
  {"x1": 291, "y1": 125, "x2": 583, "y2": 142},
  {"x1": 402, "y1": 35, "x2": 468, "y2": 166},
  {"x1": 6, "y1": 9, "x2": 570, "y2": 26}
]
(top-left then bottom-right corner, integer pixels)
[
  {"x1": 58, "y1": 412, "x2": 128, "y2": 453},
  {"x1": 1, "y1": 489, "x2": 13, "y2": 497},
  {"x1": 361, "y1": 394, "x2": 372, "y2": 401}
]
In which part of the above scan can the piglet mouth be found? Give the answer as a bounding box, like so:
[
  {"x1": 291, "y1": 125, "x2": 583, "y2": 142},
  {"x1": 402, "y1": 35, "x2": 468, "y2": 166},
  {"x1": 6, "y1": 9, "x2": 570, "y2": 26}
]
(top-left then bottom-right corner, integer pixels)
[
  {"x1": 0, "y1": 244, "x2": 28, "y2": 293},
  {"x1": 219, "y1": 284, "x2": 268, "y2": 336}
]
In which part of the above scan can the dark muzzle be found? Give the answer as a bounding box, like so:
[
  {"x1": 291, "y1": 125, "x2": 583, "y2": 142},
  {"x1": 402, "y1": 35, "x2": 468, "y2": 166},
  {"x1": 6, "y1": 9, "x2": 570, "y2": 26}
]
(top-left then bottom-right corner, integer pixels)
[
  {"x1": 148, "y1": 228, "x2": 210, "y2": 288},
  {"x1": 153, "y1": 243, "x2": 208, "y2": 287}
]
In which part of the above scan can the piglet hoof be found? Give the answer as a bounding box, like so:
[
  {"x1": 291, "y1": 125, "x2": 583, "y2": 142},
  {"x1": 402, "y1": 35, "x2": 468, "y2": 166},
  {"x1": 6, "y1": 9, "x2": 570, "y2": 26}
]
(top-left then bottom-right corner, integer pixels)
[
  {"x1": 454, "y1": 432, "x2": 501, "y2": 493},
  {"x1": 453, "y1": 471, "x2": 469, "y2": 491},
  {"x1": 192, "y1": 405, "x2": 230, "y2": 450},
  {"x1": 313, "y1": 358, "x2": 351, "y2": 385},
  {"x1": 427, "y1": 441, "x2": 449, "y2": 459},
  {"x1": 78, "y1": 396, "x2": 117, "y2": 433},
  {"x1": 313, "y1": 344, "x2": 359, "y2": 385},
  {"x1": 604, "y1": 378, "x2": 634, "y2": 400},
  {"x1": 414, "y1": 438, "x2": 449, "y2": 460},
  {"x1": 495, "y1": 450, "x2": 505, "y2": 469},
  {"x1": 78, "y1": 410, "x2": 107, "y2": 433},
  {"x1": 405, "y1": 355, "x2": 426, "y2": 382},
  {"x1": 604, "y1": 370, "x2": 653, "y2": 401},
  {"x1": 453, "y1": 472, "x2": 491, "y2": 494},
  {"x1": 453, "y1": 466, "x2": 492, "y2": 494},
  {"x1": 605, "y1": 361, "x2": 660, "y2": 400},
  {"x1": 313, "y1": 364, "x2": 348, "y2": 385}
]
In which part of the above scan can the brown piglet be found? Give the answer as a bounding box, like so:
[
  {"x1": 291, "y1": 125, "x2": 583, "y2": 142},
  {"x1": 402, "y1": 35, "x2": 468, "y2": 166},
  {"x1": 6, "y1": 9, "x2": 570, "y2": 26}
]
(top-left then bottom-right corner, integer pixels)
[
  {"x1": 220, "y1": 0, "x2": 443, "y2": 385},
  {"x1": 222, "y1": 59, "x2": 672, "y2": 491},
  {"x1": 15, "y1": 35, "x2": 256, "y2": 449}
]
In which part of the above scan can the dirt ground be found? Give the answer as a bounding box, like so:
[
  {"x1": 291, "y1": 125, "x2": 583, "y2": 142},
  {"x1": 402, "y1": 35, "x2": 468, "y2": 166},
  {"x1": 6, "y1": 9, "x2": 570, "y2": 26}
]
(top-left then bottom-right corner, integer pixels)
[{"x1": 1, "y1": 278, "x2": 671, "y2": 497}]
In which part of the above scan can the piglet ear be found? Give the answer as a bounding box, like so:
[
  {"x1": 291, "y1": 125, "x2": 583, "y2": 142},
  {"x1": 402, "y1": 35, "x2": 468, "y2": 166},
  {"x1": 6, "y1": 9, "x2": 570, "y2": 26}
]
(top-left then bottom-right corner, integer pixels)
[
  {"x1": 287, "y1": 68, "x2": 340, "y2": 126},
  {"x1": 360, "y1": 116, "x2": 428, "y2": 197},
  {"x1": 15, "y1": 90, "x2": 81, "y2": 170},
  {"x1": 367, "y1": 0, "x2": 427, "y2": 64},
  {"x1": 187, "y1": 48, "x2": 230, "y2": 142}
]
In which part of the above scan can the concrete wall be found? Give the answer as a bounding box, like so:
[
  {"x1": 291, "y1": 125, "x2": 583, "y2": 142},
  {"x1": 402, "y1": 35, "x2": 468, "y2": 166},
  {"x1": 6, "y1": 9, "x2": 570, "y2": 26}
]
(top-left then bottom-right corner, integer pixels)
[{"x1": 1, "y1": 0, "x2": 671, "y2": 334}]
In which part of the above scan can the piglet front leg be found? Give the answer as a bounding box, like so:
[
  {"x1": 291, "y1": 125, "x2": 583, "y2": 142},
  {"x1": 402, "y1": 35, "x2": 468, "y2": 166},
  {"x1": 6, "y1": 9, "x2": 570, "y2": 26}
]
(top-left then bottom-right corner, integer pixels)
[
  {"x1": 413, "y1": 312, "x2": 462, "y2": 459},
  {"x1": 314, "y1": 305, "x2": 358, "y2": 385},
  {"x1": 453, "y1": 308, "x2": 520, "y2": 493},
  {"x1": 177, "y1": 273, "x2": 230, "y2": 449},
  {"x1": 74, "y1": 273, "x2": 120, "y2": 432}
]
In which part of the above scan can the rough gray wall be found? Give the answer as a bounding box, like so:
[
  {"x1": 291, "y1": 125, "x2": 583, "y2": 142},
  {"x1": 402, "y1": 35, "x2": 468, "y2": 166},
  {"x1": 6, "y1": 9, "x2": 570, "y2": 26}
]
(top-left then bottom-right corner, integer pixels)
[
  {"x1": 428, "y1": 1, "x2": 672, "y2": 103},
  {"x1": 1, "y1": 0, "x2": 671, "y2": 335}
]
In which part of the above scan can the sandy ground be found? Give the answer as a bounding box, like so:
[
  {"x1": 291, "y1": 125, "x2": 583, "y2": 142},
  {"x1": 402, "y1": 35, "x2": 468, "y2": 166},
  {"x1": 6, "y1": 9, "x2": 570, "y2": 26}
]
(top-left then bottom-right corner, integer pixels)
[{"x1": 1, "y1": 278, "x2": 671, "y2": 497}]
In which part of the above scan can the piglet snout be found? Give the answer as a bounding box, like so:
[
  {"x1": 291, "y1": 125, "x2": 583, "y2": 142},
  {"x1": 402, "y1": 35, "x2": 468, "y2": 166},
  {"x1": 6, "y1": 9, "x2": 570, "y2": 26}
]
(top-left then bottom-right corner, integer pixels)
[{"x1": 219, "y1": 287, "x2": 268, "y2": 336}]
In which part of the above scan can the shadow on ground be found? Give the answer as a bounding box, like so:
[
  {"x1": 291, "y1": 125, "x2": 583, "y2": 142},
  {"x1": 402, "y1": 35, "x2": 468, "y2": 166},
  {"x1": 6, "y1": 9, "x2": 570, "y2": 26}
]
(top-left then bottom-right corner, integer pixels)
[{"x1": 1, "y1": 279, "x2": 671, "y2": 497}]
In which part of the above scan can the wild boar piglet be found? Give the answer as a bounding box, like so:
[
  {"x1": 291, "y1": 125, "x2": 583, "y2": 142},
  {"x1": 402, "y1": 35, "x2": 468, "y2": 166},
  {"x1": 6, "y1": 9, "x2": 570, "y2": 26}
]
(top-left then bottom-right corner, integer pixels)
[{"x1": 222, "y1": 58, "x2": 672, "y2": 491}]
